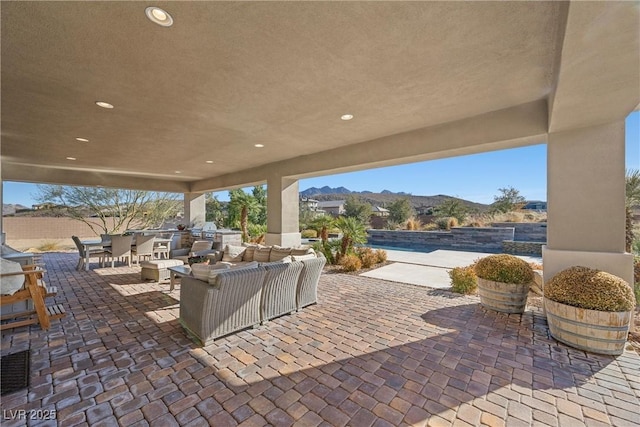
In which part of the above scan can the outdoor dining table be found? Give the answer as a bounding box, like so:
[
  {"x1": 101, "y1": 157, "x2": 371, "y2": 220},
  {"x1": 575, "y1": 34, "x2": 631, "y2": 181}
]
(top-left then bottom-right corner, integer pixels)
[
  {"x1": 80, "y1": 237, "x2": 174, "y2": 271},
  {"x1": 80, "y1": 239, "x2": 106, "y2": 271}
]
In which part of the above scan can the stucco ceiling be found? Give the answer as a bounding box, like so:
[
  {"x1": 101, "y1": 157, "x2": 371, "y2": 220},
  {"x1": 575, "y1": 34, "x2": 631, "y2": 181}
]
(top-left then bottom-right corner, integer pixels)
[{"x1": 1, "y1": 1, "x2": 638, "y2": 193}]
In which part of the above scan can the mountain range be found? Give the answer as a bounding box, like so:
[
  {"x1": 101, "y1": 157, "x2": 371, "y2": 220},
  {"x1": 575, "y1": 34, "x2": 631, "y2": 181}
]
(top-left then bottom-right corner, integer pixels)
[
  {"x1": 4, "y1": 187, "x2": 490, "y2": 216},
  {"x1": 2, "y1": 204, "x2": 30, "y2": 216},
  {"x1": 300, "y1": 186, "x2": 489, "y2": 211}
]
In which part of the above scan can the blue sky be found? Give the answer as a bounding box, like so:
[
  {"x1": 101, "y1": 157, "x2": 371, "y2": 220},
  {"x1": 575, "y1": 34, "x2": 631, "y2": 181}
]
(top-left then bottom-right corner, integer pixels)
[{"x1": 4, "y1": 111, "x2": 639, "y2": 207}]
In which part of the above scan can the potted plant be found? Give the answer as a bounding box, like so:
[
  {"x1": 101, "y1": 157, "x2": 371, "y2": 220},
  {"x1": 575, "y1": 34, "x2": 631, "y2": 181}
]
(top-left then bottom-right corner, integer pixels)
[
  {"x1": 474, "y1": 254, "x2": 534, "y2": 313},
  {"x1": 544, "y1": 266, "x2": 635, "y2": 355}
]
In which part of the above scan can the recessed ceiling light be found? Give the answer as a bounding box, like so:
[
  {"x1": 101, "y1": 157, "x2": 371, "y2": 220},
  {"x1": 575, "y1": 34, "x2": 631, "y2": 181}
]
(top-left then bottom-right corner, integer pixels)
[
  {"x1": 75, "y1": 137, "x2": 89, "y2": 142},
  {"x1": 205, "y1": 160, "x2": 214, "y2": 164},
  {"x1": 145, "y1": 7, "x2": 173, "y2": 27},
  {"x1": 175, "y1": 170, "x2": 182, "y2": 174},
  {"x1": 95, "y1": 101, "x2": 114, "y2": 109},
  {"x1": 66, "y1": 157, "x2": 76, "y2": 161},
  {"x1": 254, "y1": 144, "x2": 264, "y2": 148},
  {"x1": 341, "y1": 114, "x2": 354, "y2": 121}
]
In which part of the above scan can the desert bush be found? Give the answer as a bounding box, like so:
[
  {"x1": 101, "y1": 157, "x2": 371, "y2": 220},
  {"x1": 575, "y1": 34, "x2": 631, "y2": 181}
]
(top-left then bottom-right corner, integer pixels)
[
  {"x1": 529, "y1": 262, "x2": 544, "y2": 270},
  {"x1": 474, "y1": 254, "x2": 534, "y2": 284},
  {"x1": 449, "y1": 265, "x2": 478, "y2": 294},
  {"x1": 405, "y1": 217, "x2": 422, "y2": 231},
  {"x1": 435, "y1": 217, "x2": 458, "y2": 230},
  {"x1": 375, "y1": 249, "x2": 388, "y2": 263},
  {"x1": 357, "y1": 247, "x2": 378, "y2": 268},
  {"x1": 385, "y1": 220, "x2": 401, "y2": 230},
  {"x1": 37, "y1": 241, "x2": 62, "y2": 252},
  {"x1": 340, "y1": 254, "x2": 362, "y2": 272},
  {"x1": 301, "y1": 229, "x2": 318, "y2": 239},
  {"x1": 422, "y1": 223, "x2": 439, "y2": 231},
  {"x1": 545, "y1": 266, "x2": 635, "y2": 312},
  {"x1": 502, "y1": 211, "x2": 525, "y2": 223}
]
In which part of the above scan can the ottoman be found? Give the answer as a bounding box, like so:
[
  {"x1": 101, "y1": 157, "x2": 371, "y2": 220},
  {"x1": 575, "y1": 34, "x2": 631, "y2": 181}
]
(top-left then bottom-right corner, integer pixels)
[{"x1": 140, "y1": 259, "x2": 184, "y2": 282}]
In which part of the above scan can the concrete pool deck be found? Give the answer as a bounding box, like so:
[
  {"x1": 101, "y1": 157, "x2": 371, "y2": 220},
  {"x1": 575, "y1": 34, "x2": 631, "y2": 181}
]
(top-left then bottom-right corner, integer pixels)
[{"x1": 361, "y1": 249, "x2": 543, "y2": 289}]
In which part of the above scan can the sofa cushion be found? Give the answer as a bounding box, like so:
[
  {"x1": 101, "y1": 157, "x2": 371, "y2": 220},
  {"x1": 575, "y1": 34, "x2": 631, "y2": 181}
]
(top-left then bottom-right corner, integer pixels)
[
  {"x1": 292, "y1": 253, "x2": 317, "y2": 261},
  {"x1": 291, "y1": 247, "x2": 315, "y2": 256},
  {"x1": 254, "y1": 247, "x2": 272, "y2": 263},
  {"x1": 242, "y1": 244, "x2": 259, "y2": 262},
  {"x1": 269, "y1": 246, "x2": 292, "y2": 262},
  {"x1": 191, "y1": 263, "x2": 229, "y2": 281},
  {"x1": 208, "y1": 261, "x2": 259, "y2": 284},
  {"x1": 222, "y1": 244, "x2": 246, "y2": 262}
]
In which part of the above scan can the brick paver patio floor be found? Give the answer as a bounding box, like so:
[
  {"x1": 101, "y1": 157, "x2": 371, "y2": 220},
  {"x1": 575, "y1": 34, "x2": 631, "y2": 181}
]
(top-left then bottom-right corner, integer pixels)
[{"x1": 1, "y1": 252, "x2": 639, "y2": 427}]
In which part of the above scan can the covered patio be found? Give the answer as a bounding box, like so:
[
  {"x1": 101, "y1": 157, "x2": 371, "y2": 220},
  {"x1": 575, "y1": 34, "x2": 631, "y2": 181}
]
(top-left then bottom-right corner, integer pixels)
[
  {"x1": 1, "y1": 2, "x2": 640, "y2": 425},
  {"x1": 1, "y1": 252, "x2": 639, "y2": 426}
]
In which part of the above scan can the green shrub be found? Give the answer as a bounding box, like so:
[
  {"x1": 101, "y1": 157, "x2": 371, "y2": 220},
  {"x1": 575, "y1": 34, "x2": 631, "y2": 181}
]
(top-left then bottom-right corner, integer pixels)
[
  {"x1": 340, "y1": 254, "x2": 362, "y2": 272},
  {"x1": 435, "y1": 217, "x2": 458, "y2": 230},
  {"x1": 545, "y1": 266, "x2": 635, "y2": 312},
  {"x1": 37, "y1": 241, "x2": 61, "y2": 252},
  {"x1": 301, "y1": 229, "x2": 318, "y2": 239},
  {"x1": 375, "y1": 249, "x2": 388, "y2": 264},
  {"x1": 474, "y1": 254, "x2": 534, "y2": 284},
  {"x1": 449, "y1": 265, "x2": 477, "y2": 295},
  {"x1": 422, "y1": 223, "x2": 439, "y2": 231}
]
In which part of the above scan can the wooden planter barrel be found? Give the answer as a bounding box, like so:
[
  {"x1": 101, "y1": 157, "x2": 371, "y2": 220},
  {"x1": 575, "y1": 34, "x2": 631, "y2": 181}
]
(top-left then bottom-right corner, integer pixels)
[
  {"x1": 545, "y1": 298, "x2": 631, "y2": 355},
  {"x1": 477, "y1": 278, "x2": 530, "y2": 314}
]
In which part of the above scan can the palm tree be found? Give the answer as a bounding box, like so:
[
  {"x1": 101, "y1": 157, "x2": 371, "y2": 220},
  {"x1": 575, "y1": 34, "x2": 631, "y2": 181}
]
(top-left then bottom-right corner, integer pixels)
[
  {"x1": 335, "y1": 216, "x2": 368, "y2": 262},
  {"x1": 228, "y1": 189, "x2": 259, "y2": 242},
  {"x1": 626, "y1": 169, "x2": 640, "y2": 252},
  {"x1": 311, "y1": 215, "x2": 335, "y2": 243}
]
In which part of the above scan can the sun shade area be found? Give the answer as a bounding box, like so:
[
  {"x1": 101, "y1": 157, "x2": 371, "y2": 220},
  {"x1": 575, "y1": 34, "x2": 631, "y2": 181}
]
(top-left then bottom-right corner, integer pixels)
[{"x1": 0, "y1": 253, "x2": 638, "y2": 426}]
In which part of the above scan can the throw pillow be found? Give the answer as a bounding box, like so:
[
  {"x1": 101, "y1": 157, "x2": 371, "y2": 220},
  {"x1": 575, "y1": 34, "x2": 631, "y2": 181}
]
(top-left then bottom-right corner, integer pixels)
[
  {"x1": 269, "y1": 246, "x2": 292, "y2": 262},
  {"x1": 0, "y1": 259, "x2": 25, "y2": 295},
  {"x1": 222, "y1": 244, "x2": 246, "y2": 262},
  {"x1": 292, "y1": 254, "x2": 317, "y2": 261},
  {"x1": 253, "y1": 247, "x2": 272, "y2": 263},
  {"x1": 242, "y1": 244, "x2": 259, "y2": 262}
]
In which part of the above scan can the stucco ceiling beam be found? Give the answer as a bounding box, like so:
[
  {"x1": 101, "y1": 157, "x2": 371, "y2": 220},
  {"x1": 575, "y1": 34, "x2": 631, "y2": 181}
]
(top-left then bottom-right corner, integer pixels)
[
  {"x1": 548, "y1": 1, "x2": 640, "y2": 133},
  {"x1": 1, "y1": 163, "x2": 190, "y2": 193},
  {"x1": 191, "y1": 99, "x2": 548, "y2": 193}
]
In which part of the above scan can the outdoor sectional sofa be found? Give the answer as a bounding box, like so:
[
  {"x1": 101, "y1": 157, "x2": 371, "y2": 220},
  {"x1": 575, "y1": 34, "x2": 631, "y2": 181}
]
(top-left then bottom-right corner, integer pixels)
[{"x1": 179, "y1": 245, "x2": 326, "y2": 346}]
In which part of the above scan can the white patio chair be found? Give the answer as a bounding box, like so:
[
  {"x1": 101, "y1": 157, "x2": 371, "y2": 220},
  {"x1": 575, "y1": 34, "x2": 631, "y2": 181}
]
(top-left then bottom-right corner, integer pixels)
[
  {"x1": 105, "y1": 234, "x2": 133, "y2": 268},
  {"x1": 132, "y1": 234, "x2": 155, "y2": 264}
]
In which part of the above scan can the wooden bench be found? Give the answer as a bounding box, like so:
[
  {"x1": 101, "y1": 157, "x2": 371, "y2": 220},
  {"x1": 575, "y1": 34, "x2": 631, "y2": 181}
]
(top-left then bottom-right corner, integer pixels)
[{"x1": 1, "y1": 264, "x2": 66, "y2": 331}]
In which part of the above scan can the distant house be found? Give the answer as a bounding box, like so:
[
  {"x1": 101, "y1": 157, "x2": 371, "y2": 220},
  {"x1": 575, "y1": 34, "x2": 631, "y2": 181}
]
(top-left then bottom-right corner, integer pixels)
[
  {"x1": 317, "y1": 200, "x2": 345, "y2": 216},
  {"x1": 522, "y1": 201, "x2": 547, "y2": 211},
  {"x1": 371, "y1": 206, "x2": 389, "y2": 217},
  {"x1": 416, "y1": 206, "x2": 435, "y2": 215},
  {"x1": 32, "y1": 203, "x2": 56, "y2": 210},
  {"x1": 300, "y1": 197, "x2": 326, "y2": 217}
]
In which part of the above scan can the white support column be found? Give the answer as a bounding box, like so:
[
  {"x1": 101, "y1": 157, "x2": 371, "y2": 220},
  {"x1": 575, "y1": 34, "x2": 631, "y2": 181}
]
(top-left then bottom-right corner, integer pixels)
[
  {"x1": 183, "y1": 193, "x2": 206, "y2": 229},
  {"x1": 265, "y1": 176, "x2": 301, "y2": 247},
  {"x1": 543, "y1": 121, "x2": 634, "y2": 286}
]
